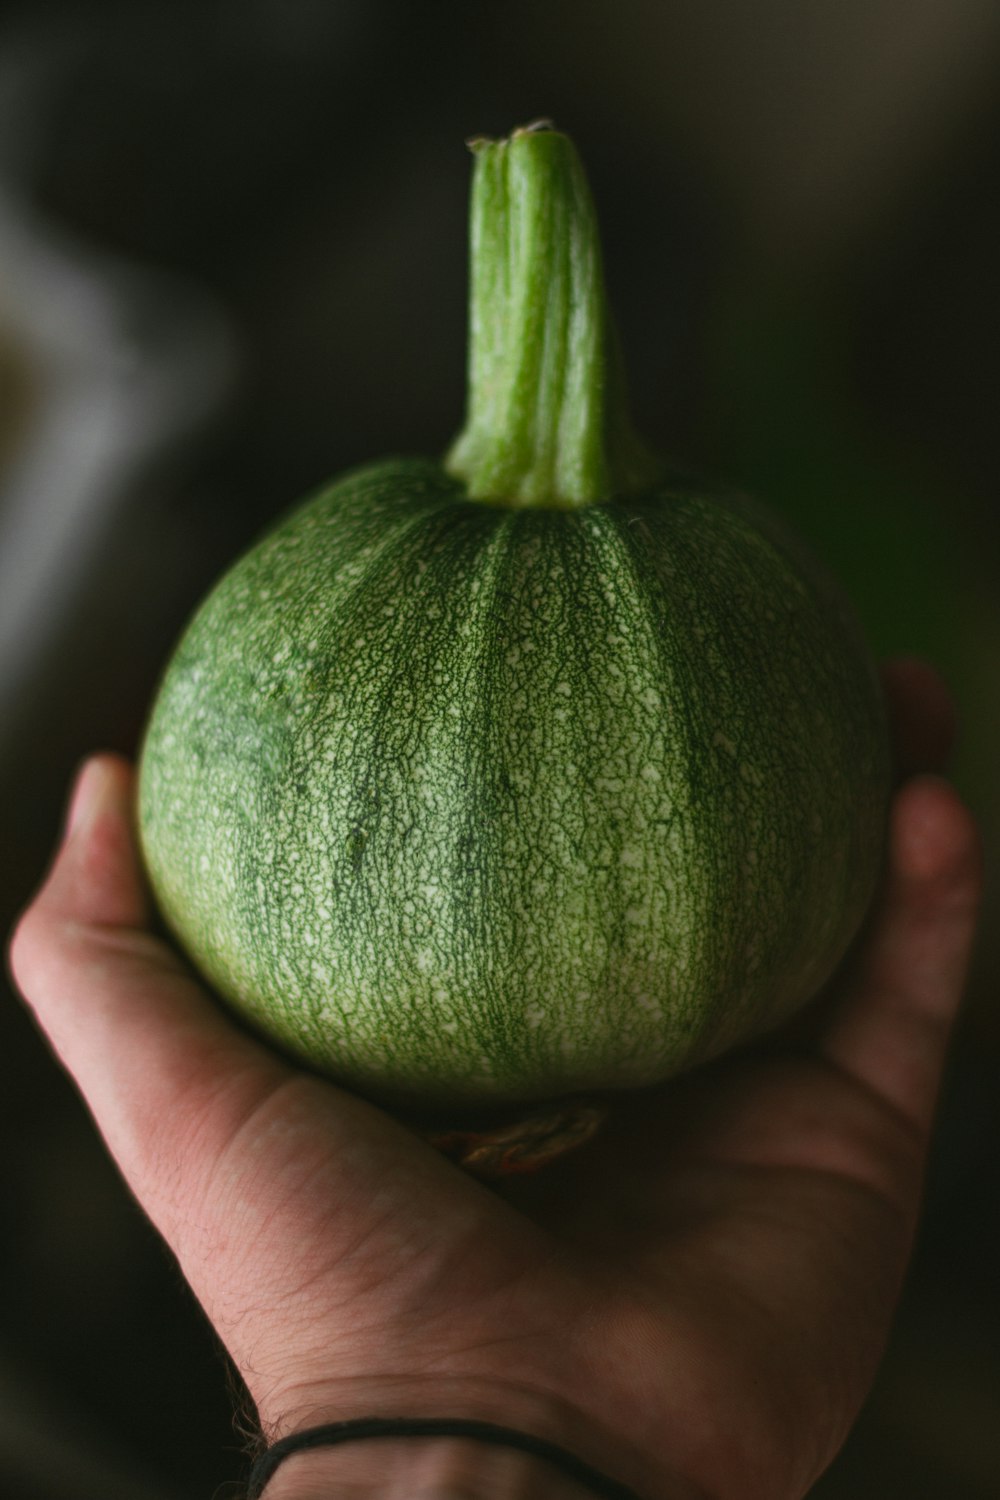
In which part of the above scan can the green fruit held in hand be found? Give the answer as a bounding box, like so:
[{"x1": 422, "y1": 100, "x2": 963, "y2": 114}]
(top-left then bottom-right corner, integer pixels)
[{"x1": 139, "y1": 125, "x2": 889, "y2": 1109}]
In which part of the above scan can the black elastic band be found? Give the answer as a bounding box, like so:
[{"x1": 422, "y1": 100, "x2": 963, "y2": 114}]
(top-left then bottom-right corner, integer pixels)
[{"x1": 246, "y1": 1415, "x2": 644, "y2": 1499}]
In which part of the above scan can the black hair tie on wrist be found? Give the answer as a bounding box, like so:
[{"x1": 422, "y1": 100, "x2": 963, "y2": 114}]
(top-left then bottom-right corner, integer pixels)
[{"x1": 246, "y1": 1415, "x2": 645, "y2": 1499}]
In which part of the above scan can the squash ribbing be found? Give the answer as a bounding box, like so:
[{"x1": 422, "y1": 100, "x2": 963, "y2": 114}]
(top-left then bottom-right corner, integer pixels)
[{"x1": 140, "y1": 456, "x2": 886, "y2": 1106}]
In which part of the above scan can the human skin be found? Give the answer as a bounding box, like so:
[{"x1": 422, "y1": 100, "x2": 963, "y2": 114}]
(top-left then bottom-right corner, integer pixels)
[{"x1": 8, "y1": 657, "x2": 981, "y2": 1499}]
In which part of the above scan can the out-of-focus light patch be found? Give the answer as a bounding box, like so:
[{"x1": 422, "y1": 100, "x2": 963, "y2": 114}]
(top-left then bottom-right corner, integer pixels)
[{"x1": 0, "y1": 186, "x2": 234, "y2": 748}]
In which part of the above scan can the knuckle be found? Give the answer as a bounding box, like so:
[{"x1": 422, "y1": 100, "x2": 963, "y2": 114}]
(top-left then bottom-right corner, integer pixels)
[{"x1": 7, "y1": 903, "x2": 46, "y2": 993}]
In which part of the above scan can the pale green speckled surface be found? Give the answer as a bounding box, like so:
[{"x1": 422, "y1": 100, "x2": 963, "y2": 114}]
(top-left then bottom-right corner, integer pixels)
[{"x1": 139, "y1": 458, "x2": 889, "y2": 1106}]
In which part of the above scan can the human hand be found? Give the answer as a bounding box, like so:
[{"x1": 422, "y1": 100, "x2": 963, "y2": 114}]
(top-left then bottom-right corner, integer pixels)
[{"x1": 9, "y1": 658, "x2": 981, "y2": 1500}]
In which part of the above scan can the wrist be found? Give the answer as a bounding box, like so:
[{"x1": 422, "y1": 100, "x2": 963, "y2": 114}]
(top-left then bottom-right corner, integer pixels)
[
  {"x1": 256, "y1": 1374, "x2": 583, "y2": 1447},
  {"x1": 249, "y1": 1379, "x2": 668, "y2": 1500},
  {"x1": 260, "y1": 1432, "x2": 597, "y2": 1500}
]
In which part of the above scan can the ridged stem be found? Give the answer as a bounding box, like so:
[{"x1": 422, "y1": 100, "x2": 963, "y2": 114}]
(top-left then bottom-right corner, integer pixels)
[{"x1": 445, "y1": 123, "x2": 661, "y2": 509}]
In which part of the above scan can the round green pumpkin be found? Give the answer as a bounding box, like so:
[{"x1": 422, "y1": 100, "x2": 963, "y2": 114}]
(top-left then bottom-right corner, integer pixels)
[{"x1": 139, "y1": 128, "x2": 889, "y2": 1109}]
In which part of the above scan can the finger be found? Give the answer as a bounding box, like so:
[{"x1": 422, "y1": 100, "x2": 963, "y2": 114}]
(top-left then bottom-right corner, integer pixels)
[
  {"x1": 881, "y1": 656, "x2": 956, "y2": 779},
  {"x1": 54, "y1": 754, "x2": 152, "y2": 927},
  {"x1": 817, "y1": 774, "x2": 981, "y2": 1136},
  {"x1": 9, "y1": 755, "x2": 293, "y2": 1223}
]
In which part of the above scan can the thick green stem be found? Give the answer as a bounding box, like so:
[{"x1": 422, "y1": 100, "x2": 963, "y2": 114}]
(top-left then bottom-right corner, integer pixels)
[{"x1": 445, "y1": 124, "x2": 661, "y2": 509}]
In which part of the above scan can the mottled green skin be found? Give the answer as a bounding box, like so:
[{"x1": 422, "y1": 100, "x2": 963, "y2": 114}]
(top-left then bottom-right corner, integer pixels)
[{"x1": 139, "y1": 458, "x2": 889, "y2": 1106}]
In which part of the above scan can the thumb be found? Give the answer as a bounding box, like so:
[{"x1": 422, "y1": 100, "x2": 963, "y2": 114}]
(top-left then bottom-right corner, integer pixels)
[{"x1": 8, "y1": 755, "x2": 293, "y2": 1236}]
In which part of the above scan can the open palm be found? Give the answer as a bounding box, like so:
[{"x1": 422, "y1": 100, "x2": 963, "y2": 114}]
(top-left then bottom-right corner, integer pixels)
[{"x1": 10, "y1": 659, "x2": 980, "y2": 1500}]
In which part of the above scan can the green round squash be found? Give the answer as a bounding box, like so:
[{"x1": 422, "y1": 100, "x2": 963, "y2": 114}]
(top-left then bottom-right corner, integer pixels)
[{"x1": 139, "y1": 127, "x2": 889, "y2": 1109}]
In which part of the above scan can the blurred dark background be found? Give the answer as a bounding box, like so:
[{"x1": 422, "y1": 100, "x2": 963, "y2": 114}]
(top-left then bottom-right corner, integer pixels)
[{"x1": 1, "y1": 2, "x2": 997, "y2": 1496}]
